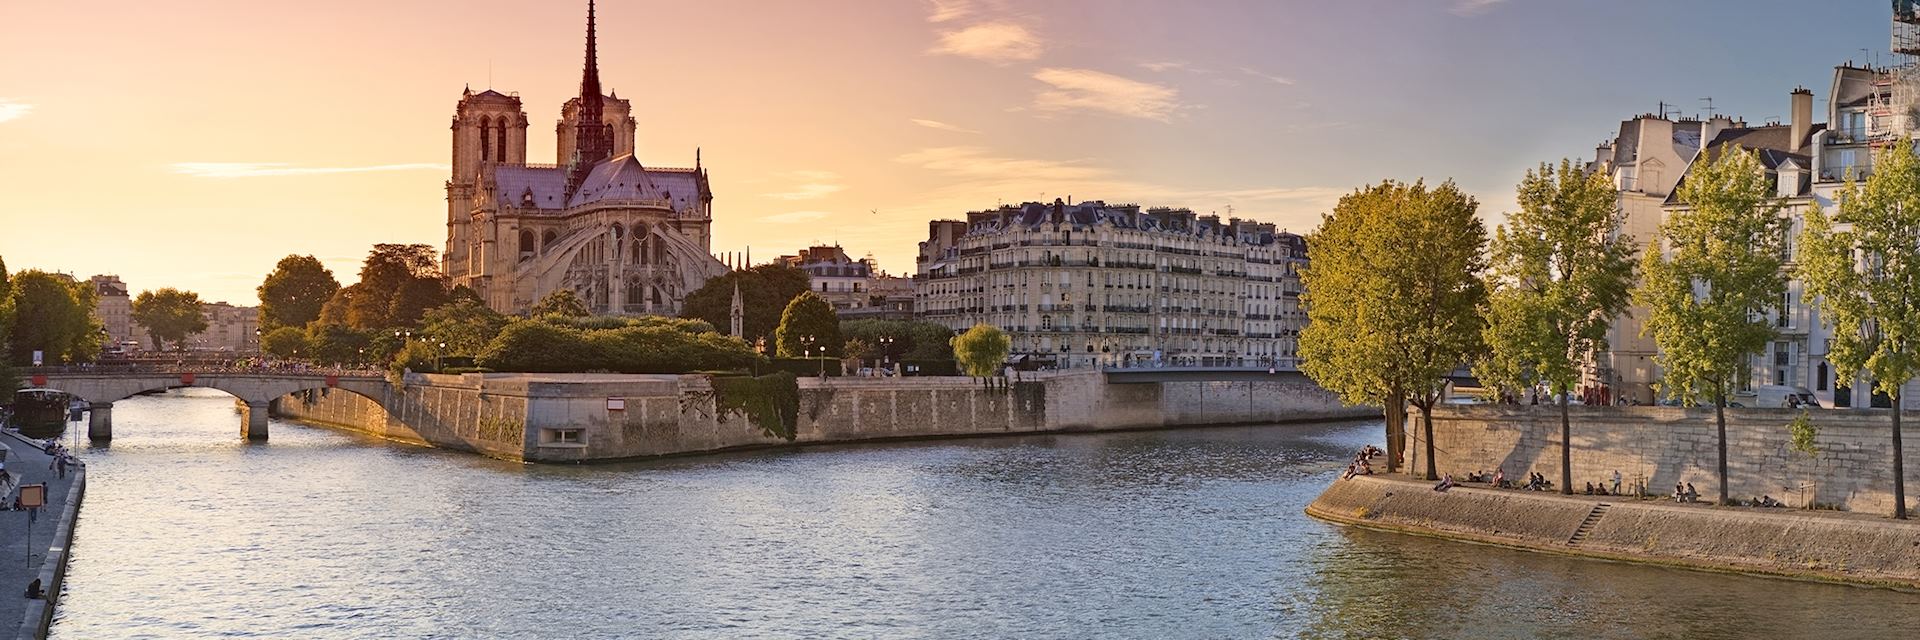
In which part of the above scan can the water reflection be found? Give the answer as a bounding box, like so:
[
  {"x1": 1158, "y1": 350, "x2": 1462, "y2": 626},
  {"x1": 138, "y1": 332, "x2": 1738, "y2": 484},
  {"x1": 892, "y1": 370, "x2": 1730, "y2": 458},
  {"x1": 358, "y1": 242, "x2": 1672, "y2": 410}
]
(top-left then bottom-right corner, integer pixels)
[{"x1": 49, "y1": 389, "x2": 1920, "y2": 639}]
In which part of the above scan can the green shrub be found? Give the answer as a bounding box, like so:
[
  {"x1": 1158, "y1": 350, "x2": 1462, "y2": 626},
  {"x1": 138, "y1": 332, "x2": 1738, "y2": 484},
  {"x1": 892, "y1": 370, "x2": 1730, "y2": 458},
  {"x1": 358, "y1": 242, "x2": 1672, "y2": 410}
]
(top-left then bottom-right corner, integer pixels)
[
  {"x1": 712, "y1": 372, "x2": 799, "y2": 440},
  {"x1": 475, "y1": 318, "x2": 762, "y2": 373}
]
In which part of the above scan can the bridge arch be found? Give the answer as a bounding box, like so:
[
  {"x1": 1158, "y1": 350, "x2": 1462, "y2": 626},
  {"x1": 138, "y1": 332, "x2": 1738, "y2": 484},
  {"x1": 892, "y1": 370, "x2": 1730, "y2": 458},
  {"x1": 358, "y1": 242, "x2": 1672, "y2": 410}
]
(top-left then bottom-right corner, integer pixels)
[{"x1": 24, "y1": 372, "x2": 392, "y2": 442}]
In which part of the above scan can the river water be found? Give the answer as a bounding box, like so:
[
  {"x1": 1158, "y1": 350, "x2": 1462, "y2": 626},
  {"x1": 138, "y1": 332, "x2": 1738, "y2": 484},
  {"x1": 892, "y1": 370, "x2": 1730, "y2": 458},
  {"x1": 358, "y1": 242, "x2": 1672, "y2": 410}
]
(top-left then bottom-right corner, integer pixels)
[{"x1": 46, "y1": 389, "x2": 1920, "y2": 639}]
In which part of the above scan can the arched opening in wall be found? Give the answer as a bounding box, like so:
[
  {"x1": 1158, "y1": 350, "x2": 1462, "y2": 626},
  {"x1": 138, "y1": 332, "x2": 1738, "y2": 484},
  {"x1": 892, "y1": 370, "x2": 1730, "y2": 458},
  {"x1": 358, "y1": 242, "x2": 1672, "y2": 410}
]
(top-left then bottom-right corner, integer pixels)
[
  {"x1": 518, "y1": 230, "x2": 535, "y2": 262},
  {"x1": 498, "y1": 117, "x2": 511, "y2": 162},
  {"x1": 650, "y1": 285, "x2": 663, "y2": 305},
  {"x1": 479, "y1": 116, "x2": 493, "y2": 162},
  {"x1": 541, "y1": 230, "x2": 557, "y2": 254},
  {"x1": 626, "y1": 281, "x2": 646, "y2": 310},
  {"x1": 610, "y1": 224, "x2": 624, "y2": 263},
  {"x1": 634, "y1": 236, "x2": 648, "y2": 265},
  {"x1": 652, "y1": 234, "x2": 664, "y2": 265}
]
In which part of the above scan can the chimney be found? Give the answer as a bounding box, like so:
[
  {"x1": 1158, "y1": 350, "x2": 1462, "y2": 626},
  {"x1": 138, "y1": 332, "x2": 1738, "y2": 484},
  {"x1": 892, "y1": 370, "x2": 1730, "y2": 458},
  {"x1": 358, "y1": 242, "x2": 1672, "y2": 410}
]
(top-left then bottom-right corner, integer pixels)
[{"x1": 1790, "y1": 86, "x2": 1813, "y2": 153}]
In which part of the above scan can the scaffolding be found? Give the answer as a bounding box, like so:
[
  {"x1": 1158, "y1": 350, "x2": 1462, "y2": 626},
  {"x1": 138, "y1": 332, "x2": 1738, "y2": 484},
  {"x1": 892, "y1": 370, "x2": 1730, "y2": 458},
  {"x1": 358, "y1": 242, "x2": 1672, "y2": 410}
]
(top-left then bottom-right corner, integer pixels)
[{"x1": 1871, "y1": 1, "x2": 1920, "y2": 144}]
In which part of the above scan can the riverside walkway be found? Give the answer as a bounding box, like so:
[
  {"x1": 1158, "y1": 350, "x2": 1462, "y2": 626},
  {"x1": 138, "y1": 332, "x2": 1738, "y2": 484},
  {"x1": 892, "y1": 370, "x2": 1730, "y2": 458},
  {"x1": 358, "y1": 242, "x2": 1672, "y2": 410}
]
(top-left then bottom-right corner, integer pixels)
[{"x1": 0, "y1": 427, "x2": 81, "y2": 639}]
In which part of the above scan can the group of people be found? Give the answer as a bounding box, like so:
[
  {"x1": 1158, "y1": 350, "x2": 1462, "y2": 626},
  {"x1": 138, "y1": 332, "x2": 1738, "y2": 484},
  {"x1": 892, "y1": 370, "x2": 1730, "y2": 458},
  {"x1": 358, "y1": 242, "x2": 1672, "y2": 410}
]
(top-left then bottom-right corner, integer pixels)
[
  {"x1": 1341, "y1": 445, "x2": 1385, "y2": 480},
  {"x1": 41, "y1": 438, "x2": 79, "y2": 480},
  {"x1": 1673, "y1": 482, "x2": 1702, "y2": 503}
]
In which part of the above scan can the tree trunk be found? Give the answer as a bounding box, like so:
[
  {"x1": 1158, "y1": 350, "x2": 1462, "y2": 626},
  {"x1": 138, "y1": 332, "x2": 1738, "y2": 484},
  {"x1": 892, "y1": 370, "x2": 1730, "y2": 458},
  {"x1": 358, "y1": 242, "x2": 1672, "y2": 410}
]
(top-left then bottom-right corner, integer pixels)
[
  {"x1": 1560, "y1": 390, "x2": 1573, "y2": 495},
  {"x1": 1421, "y1": 402, "x2": 1438, "y2": 481},
  {"x1": 1385, "y1": 387, "x2": 1405, "y2": 474},
  {"x1": 1716, "y1": 387, "x2": 1729, "y2": 507},
  {"x1": 1895, "y1": 390, "x2": 1907, "y2": 519}
]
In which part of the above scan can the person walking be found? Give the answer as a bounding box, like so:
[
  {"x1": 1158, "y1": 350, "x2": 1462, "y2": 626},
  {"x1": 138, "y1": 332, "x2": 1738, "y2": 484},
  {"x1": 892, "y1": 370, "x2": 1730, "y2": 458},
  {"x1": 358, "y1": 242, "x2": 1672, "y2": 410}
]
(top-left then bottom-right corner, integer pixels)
[{"x1": 1610, "y1": 469, "x2": 1622, "y2": 496}]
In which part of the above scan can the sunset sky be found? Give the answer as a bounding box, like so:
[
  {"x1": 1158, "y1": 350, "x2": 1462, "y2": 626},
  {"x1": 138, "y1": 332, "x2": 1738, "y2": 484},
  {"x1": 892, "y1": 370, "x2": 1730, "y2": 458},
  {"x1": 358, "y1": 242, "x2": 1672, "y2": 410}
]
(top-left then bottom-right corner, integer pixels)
[{"x1": 0, "y1": 0, "x2": 1891, "y2": 305}]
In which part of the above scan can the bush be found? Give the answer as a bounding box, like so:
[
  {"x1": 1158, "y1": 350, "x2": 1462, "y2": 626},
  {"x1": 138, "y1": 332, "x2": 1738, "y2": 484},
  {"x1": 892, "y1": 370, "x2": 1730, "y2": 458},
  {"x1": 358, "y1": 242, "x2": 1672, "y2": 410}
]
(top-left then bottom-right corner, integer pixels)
[
  {"x1": 541, "y1": 314, "x2": 716, "y2": 334},
  {"x1": 768, "y1": 357, "x2": 842, "y2": 377},
  {"x1": 712, "y1": 371, "x2": 799, "y2": 440},
  {"x1": 953, "y1": 323, "x2": 1011, "y2": 377},
  {"x1": 390, "y1": 339, "x2": 440, "y2": 376},
  {"x1": 475, "y1": 318, "x2": 764, "y2": 374}
]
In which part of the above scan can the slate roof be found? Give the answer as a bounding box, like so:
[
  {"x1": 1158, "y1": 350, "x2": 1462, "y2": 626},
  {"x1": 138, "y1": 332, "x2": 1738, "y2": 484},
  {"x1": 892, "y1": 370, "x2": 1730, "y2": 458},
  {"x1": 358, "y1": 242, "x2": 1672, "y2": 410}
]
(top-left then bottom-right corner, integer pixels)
[
  {"x1": 492, "y1": 165, "x2": 569, "y2": 210},
  {"x1": 1665, "y1": 123, "x2": 1826, "y2": 203},
  {"x1": 566, "y1": 154, "x2": 703, "y2": 211}
]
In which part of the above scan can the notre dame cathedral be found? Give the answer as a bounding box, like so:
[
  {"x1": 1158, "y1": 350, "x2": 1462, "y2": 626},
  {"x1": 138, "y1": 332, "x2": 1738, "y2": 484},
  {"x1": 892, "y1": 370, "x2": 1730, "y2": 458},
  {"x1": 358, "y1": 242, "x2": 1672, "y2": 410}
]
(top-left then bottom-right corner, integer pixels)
[{"x1": 443, "y1": 1, "x2": 725, "y2": 316}]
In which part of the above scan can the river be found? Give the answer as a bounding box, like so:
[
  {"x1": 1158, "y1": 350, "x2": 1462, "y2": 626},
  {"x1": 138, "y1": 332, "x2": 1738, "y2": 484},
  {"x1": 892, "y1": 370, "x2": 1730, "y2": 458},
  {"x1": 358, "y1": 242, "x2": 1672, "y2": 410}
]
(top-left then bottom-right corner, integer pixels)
[{"x1": 46, "y1": 388, "x2": 1920, "y2": 639}]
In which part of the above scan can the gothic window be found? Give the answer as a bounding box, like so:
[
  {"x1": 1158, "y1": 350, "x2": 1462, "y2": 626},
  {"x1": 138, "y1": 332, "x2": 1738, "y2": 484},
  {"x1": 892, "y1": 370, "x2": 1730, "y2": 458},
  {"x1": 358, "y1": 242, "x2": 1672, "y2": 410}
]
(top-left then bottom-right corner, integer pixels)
[
  {"x1": 651, "y1": 286, "x2": 663, "y2": 305},
  {"x1": 541, "y1": 230, "x2": 557, "y2": 252},
  {"x1": 480, "y1": 116, "x2": 492, "y2": 162},
  {"x1": 518, "y1": 229, "x2": 534, "y2": 262},
  {"x1": 499, "y1": 118, "x2": 510, "y2": 160}
]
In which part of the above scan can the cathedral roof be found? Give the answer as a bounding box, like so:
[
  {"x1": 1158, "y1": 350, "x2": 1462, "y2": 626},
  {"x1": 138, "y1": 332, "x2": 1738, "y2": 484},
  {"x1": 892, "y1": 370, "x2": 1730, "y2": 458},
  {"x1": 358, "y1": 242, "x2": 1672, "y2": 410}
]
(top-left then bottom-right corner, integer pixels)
[
  {"x1": 492, "y1": 165, "x2": 569, "y2": 210},
  {"x1": 566, "y1": 154, "x2": 705, "y2": 211}
]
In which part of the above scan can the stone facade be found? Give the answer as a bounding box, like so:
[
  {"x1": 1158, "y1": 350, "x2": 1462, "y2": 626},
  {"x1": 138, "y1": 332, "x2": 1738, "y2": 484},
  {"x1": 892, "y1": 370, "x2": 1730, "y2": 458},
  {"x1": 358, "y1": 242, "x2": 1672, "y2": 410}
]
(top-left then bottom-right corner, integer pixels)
[
  {"x1": 88, "y1": 275, "x2": 132, "y2": 350},
  {"x1": 1417, "y1": 405, "x2": 1920, "y2": 514},
  {"x1": 776, "y1": 244, "x2": 913, "y2": 319},
  {"x1": 441, "y1": 2, "x2": 724, "y2": 316},
  {"x1": 915, "y1": 200, "x2": 1307, "y2": 369}
]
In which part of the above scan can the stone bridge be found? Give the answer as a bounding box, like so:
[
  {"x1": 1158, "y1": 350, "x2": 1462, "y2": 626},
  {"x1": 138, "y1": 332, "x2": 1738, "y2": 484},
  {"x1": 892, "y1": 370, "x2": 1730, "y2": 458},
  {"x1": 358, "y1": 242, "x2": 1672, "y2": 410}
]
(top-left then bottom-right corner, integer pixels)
[{"x1": 21, "y1": 370, "x2": 389, "y2": 440}]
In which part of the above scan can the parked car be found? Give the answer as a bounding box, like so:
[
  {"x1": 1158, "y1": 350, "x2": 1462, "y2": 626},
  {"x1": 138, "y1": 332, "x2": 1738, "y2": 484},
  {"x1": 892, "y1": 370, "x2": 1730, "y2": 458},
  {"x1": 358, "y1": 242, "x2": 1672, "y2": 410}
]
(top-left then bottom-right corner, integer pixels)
[{"x1": 1753, "y1": 385, "x2": 1821, "y2": 408}]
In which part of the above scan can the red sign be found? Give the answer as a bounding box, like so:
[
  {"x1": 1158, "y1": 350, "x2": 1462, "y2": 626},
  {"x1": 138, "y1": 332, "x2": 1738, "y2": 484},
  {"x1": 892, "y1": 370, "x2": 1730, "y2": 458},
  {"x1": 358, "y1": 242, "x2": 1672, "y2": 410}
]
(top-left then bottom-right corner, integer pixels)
[
  {"x1": 325, "y1": 375, "x2": 339, "y2": 387},
  {"x1": 179, "y1": 373, "x2": 196, "y2": 385},
  {"x1": 30, "y1": 375, "x2": 46, "y2": 386}
]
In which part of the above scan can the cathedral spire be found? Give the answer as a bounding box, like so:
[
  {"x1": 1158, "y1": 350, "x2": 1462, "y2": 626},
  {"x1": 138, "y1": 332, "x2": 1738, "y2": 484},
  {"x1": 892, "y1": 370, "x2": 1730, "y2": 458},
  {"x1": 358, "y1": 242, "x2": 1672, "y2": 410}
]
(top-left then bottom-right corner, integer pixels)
[{"x1": 568, "y1": 0, "x2": 615, "y2": 195}]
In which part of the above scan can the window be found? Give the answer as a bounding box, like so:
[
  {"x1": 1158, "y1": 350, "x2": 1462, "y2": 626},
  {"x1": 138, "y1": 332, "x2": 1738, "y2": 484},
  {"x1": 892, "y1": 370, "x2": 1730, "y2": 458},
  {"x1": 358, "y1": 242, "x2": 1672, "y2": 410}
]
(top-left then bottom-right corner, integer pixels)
[
  {"x1": 544, "y1": 428, "x2": 583, "y2": 445},
  {"x1": 1818, "y1": 361, "x2": 1829, "y2": 391},
  {"x1": 1776, "y1": 369, "x2": 1787, "y2": 386},
  {"x1": 494, "y1": 117, "x2": 508, "y2": 161},
  {"x1": 518, "y1": 229, "x2": 535, "y2": 262},
  {"x1": 479, "y1": 116, "x2": 492, "y2": 162}
]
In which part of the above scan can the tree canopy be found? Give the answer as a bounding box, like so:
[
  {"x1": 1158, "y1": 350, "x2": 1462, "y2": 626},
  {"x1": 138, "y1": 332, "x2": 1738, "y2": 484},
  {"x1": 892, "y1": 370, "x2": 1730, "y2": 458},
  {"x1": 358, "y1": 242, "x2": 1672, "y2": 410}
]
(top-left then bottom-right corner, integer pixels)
[
  {"x1": 132, "y1": 288, "x2": 209, "y2": 351},
  {"x1": 1637, "y1": 146, "x2": 1787, "y2": 506},
  {"x1": 841, "y1": 319, "x2": 957, "y2": 361},
  {"x1": 257, "y1": 255, "x2": 340, "y2": 330},
  {"x1": 531, "y1": 289, "x2": 589, "y2": 318},
  {"x1": 1298, "y1": 180, "x2": 1487, "y2": 479},
  {"x1": 475, "y1": 319, "x2": 762, "y2": 374},
  {"x1": 261, "y1": 326, "x2": 307, "y2": 358},
  {"x1": 342, "y1": 244, "x2": 448, "y2": 330},
  {"x1": 1796, "y1": 137, "x2": 1920, "y2": 518},
  {"x1": 8, "y1": 271, "x2": 102, "y2": 365},
  {"x1": 952, "y1": 323, "x2": 1011, "y2": 377},
  {"x1": 682, "y1": 264, "x2": 811, "y2": 344},
  {"x1": 1477, "y1": 159, "x2": 1637, "y2": 493},
  {"x1": 421, "y1": 299, "x2": 510, "y2": 357},
  {"x1": 774, "y1": 291, "x2": 840, "y2": 357}
]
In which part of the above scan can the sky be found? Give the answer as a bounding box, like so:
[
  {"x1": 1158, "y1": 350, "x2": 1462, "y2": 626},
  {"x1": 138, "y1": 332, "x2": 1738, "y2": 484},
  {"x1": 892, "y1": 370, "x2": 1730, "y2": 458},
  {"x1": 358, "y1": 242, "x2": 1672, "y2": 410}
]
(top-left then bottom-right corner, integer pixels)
[{"x1": 0, "y1": 0, "x2": 1895, "y2": 305}]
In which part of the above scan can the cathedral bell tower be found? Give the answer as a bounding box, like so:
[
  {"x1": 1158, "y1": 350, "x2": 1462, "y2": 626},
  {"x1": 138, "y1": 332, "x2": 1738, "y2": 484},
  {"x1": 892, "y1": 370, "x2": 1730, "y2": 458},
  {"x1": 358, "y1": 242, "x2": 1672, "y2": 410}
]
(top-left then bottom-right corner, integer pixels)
[{"x1": 447, "y1": 88, "x2": 528, "y2": 280}]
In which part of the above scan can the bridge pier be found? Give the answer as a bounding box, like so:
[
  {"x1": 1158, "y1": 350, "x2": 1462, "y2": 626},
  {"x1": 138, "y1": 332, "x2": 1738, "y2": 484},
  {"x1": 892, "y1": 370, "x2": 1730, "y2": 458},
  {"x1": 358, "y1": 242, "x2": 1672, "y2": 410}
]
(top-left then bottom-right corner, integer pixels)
[
  {"x1": 241, "y1": 400, "x2": 270, "y2": 440},
  {"x1": 87, "y1": 402, "x2": 113, "y2": 440}
]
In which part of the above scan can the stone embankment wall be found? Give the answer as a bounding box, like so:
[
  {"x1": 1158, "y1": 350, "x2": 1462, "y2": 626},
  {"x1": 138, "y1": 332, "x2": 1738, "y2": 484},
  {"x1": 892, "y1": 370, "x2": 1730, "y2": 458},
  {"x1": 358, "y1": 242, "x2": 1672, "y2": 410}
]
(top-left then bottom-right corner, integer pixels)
[
  {"x1": 1415, "y1": 405, "x2": 1920, "y2": 514},
  {"x1": 273, "y1": 369, "x2": 1372, "y2": 463},
  {"x1": 1308, "y1": 476, "x2": 1920, "y2": 589}
]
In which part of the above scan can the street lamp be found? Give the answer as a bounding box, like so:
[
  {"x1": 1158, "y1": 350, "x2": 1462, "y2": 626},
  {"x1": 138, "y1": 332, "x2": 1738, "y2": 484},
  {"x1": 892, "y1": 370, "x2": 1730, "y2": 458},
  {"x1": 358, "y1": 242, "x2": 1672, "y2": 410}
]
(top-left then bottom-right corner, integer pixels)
[
  {"x1": 801, "y1": 334, "x2": 822, "y2": 377},
  {"x1": 436, "y1": 341, "x2": 447, "y2": 372},
  {"x1": 879, "y1": 336, "x2": 896, "y2": 375}
]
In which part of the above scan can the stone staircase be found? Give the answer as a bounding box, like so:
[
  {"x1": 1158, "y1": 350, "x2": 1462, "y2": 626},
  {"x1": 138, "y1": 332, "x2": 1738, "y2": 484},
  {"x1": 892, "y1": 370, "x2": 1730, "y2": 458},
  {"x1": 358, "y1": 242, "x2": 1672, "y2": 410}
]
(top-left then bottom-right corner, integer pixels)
[{"x1": 1567, "y1": 503, "x2": 1611, "y2": 546}]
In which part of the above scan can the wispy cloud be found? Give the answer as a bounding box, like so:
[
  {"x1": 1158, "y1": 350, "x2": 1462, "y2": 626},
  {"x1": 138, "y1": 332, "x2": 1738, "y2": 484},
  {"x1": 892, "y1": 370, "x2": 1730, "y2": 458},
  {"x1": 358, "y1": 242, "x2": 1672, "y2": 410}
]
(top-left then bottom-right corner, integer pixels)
[
  {"x1": 895, "y1": 146, "x2": 1107, "y2": 183},
  {"x1": 1238, "y1": 67, "x2": 1295, "y2": 86},
  {"x1": 1450, "y1": 0, "x2": 1506, "y2": 16},
  {"x1": 0, "y1": 99, "x2": 33, "y2": 124},
  {"x1": 1031, "y1": 68, "x2": 1182, "y2": 122},
  {"x1": 930, "y1": 22, "x2": 1042, "y2": 64},
  {"x1": 911, "y1": 118, "x2": 980, "y2": 134},
  {"x1": 764, "y1": 170, "x2": 846, "y2": 200},
  {"x1": 763, "y1": 210, "x2": 832, "y2": 224},
  {"x1": 926, "y1": 0, "x2": 972, "y2": 23},
  {"x1": 171, "y1": 162, "x2": 448, "y2": 178}
]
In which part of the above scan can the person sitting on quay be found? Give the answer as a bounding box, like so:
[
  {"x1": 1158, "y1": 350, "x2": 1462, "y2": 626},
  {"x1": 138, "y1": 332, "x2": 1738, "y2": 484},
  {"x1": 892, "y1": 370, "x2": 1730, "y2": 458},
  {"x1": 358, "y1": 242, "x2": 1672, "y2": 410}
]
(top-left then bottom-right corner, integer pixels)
[
  {"x1": 1673, "y1": 482, "x2": 1687, "y2": 503},
  {"x1": 1584, "y1": 482, "x2": 1595, "y2": 495},
  {"x1": 1433, "y1": 474, "x2": 1455, "y2": 492},
  {"x1": 1685, "y1": 483, "x2": 1700, "y2": 503},
  {"x1": 1594, "y1": 481, "x2": 1609, "y2": 496},
  {"x1": 1343, "y1": 464, "x2": 1359, "y2": 481},
  {"x1": 1493, "y1": 467, "x2": 1506, "y2": 488}
]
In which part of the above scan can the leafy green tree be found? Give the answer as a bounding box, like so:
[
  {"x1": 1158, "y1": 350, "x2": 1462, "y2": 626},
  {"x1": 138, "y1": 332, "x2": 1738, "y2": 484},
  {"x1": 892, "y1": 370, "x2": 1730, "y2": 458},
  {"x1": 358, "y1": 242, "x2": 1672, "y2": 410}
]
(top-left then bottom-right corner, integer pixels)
[
  {"x1": 774, "y1": 291, "x2": 841, "y2": 357},
  {"x1": 261, "y1": 326, "x2": 307, "y2": 358},
  {"x1": 390, "y1": 339, "x2": 441, "y2": 377},
  {"x1": 257, "y1": 255, "x2": 340, "y2": 330},
  {"x1": 1637, "y1": 146, "x2": 1787, "y2": 507},
  {"x1": 952, "y1": 323, "x2": 1011, "y2": 377},
  {"x1": 842, "y1": 319, "x2": 956, "y2": 361},
  {"x1": 1299, "y1": 180, "x2": 1488, "y2": 479},
  {"x1": 132, "y1": 288, "x2": 209, "y2": 351},
  {"x1": 1797, "y1": 137, "x2": 1920, "y2": 518},
  {"x1": 1477, "y1": 160, "x2": 1637, "y2": 494},
  {"x1": 318, "y1": 285, "x2": 355, "y2": 326},
  {"x1": 421, "y1": 299, "x2": 509, "y2": 356},
  {"x1": 344, "y1": 244, "x2": 446, "y2": 330},
  {"x1": 305, "y1": 323, "x2": 373, "y2": 366},
  {"x1": 531, "y1": 289, "x2": 589, "y2": 318},
  {"x1": 8, "y1": 271, "x2": 104, "y2": 365},
  {"x1": 843, "y1": 337, "x2": 878, "y2": 371},
  {"x1": 474, "y1": 319, "x2": 762, "y2": 373},
  {"x1": 447, "y1": 284, "x2": 485, "y2": 306},
  {"x1": 681, "y1": 264, "x2": 811, "y2": 344}
]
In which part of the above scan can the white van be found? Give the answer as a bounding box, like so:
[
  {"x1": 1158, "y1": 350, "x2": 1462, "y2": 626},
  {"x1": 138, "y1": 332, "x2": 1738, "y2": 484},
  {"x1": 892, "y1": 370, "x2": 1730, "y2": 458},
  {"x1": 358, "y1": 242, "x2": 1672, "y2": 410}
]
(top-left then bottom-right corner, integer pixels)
[{"x1": 1753, "y1": 385, "x2": 1820, "y2": 408}]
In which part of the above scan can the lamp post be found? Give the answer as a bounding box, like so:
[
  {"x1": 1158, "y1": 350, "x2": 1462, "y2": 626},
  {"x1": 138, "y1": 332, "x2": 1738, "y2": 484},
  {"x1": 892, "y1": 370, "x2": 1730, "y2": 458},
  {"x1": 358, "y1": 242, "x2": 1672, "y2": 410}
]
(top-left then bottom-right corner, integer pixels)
[
  {"x1": 436, "y1": 341, "x2": 447, "y2": 372},
  {"x1": 879, "y1": 336, "x2": 895, "y2": 376},
  {"x1": 801, "y1": 334, "x2": 822, "y2": 377},
  {"x1": 254, "y1": 327, "x2": 262, "y2": 359}
]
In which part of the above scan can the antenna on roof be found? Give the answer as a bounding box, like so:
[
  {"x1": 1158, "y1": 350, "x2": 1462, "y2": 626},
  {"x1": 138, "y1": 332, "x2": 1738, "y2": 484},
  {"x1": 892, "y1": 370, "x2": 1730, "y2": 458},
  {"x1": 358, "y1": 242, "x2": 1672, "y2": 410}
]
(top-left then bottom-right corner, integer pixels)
[
  {"x1": 488, "y1": 58, "x2": 493, "y2": 89},
  {"x1": 1699, "y1": 96, "x2": 1715, "y2": 119}
]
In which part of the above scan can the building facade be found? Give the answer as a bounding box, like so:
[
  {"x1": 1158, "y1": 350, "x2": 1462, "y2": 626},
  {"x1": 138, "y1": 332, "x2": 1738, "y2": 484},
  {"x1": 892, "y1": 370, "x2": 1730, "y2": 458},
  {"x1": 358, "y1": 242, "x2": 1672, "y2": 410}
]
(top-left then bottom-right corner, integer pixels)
[
  {"x1": 915, "y1": 200, "x2": 1306, "y2": 369},
  {"x1": 186, "y1": 302, "x2": 260, "y2": 353},
  {"x1": 443, "y1": 1, "x2": 724, "y2": 317},
  {"x1": 90, "y1": 275, "x2": 133, "y2": 350},
  {"x1": 775, "y1": 245, "x2": 917, "y2": 320}
]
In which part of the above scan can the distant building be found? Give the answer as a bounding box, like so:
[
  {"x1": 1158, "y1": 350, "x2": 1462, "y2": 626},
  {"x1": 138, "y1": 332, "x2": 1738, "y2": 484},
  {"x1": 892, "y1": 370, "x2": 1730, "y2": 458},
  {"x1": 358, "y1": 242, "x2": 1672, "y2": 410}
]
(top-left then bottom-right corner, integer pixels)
[
  {"x1": 185, "y1": 302, "x2": 259, "y2": 353},
  {"x1": 89, "y1": 275, "x2": 133, "y2": 349},
  {"x1": 915, "y1": 199, "x2": 1306, "y2": 369},
  {"x1": 777, "y1": 245, "x2": 917, "y2": 321}
]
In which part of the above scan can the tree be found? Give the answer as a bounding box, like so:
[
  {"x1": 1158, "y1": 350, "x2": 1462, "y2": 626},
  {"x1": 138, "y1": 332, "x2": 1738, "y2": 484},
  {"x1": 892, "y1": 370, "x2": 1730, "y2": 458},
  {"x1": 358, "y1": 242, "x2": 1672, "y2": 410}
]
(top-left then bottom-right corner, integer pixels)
[
  {"x1": 843, "y1": 337, "x2": 878, "y2": 372},
  {"x1": 9, "y1": 271, "x2": 102, "y2": 364},
  {"x1": 305, "y1": 323, "x2": 373, "y2": 366},
  {"x1": 681, "y1": 264, "x2": 811, "y2": 344},
  {"x1": 1477, "y1": 160, "x2": 1637, "y2": 494},
  {"x1": 447, "y1": 284, "x2": 485, "y2": 306},
  {"x1": 842, "y1": 319, "x2": 957, "y2": 361},
  {"x1": 344, "y1": 244, "x2": 447, "y2": 330},
  {"x1": 952, "y1": 323, "x2": 1011, "y2": 377},
  {"x1": 132, "y1": 289, "x2": 208, "y2": 351},
  {"x1": 257, "y1": 255, "x2": 340, "y2": 330},
  {"x1": 1797, "y1": 137, "x2": 1920, "y2": 518},
  {"x1": 421, "y1": 298, "x2": 509, "y2": 356},
  {"x1": 317, "y1": 285, "x2": 355, "y2": 326},
  {"x1": 774, "y1": 291, "x2": 841, "y2": 357},
  {"x1": 261, "y1": 326, "x2": 307, "y2": 358},
  {"x1": 1637, "y1": 146, "x2": 1787, "y2": 507},
  {"x1": 531, "y1": 290, "x2": 589, "y2": 318},
  {"x1": 1299, "y1": 180, "x2": 1488, "y2": 480}
]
